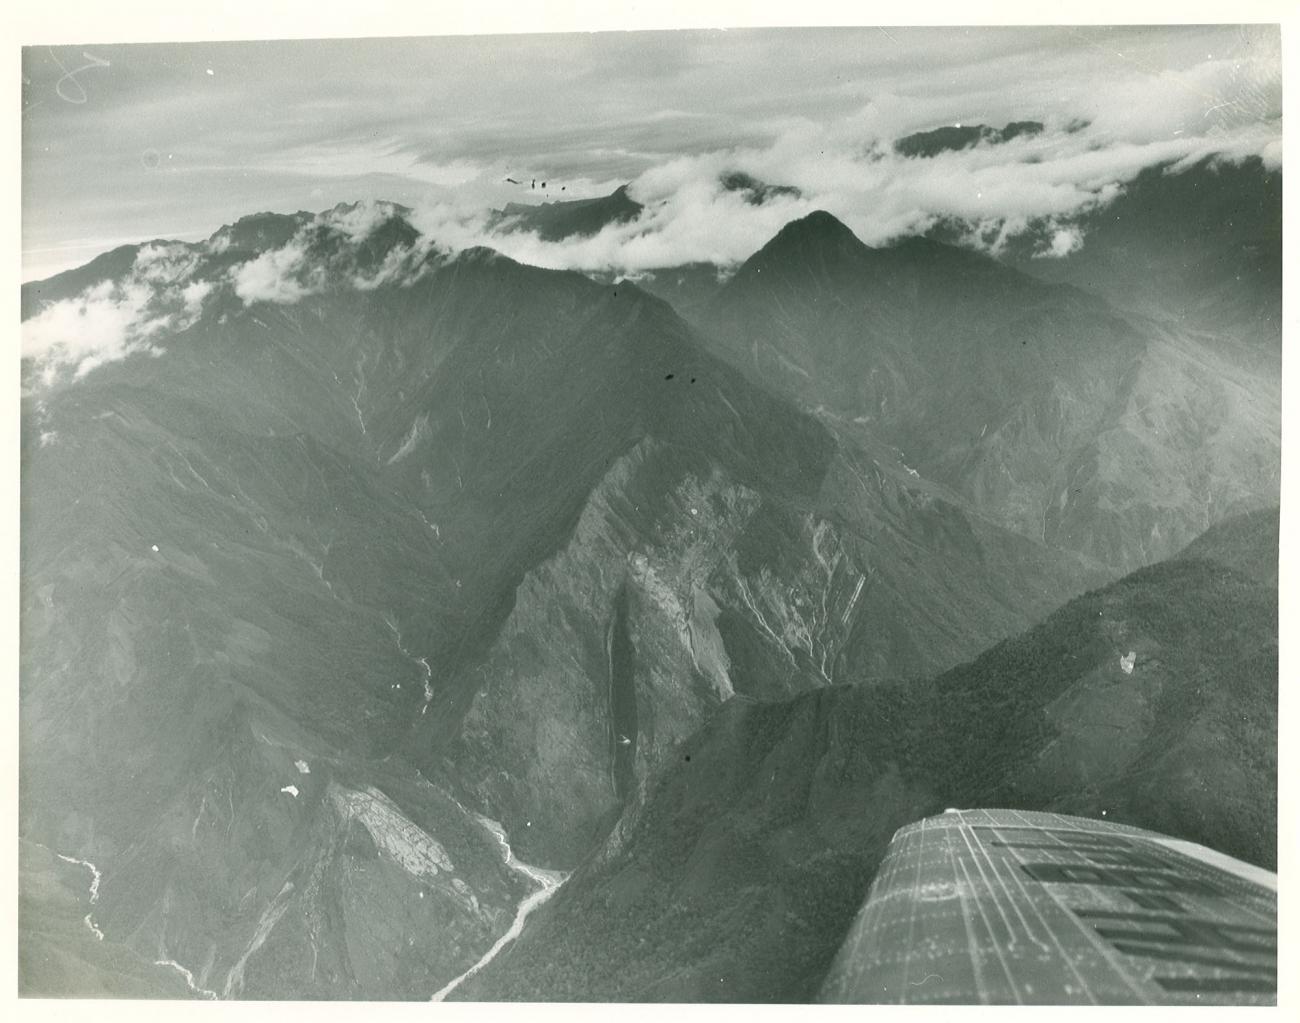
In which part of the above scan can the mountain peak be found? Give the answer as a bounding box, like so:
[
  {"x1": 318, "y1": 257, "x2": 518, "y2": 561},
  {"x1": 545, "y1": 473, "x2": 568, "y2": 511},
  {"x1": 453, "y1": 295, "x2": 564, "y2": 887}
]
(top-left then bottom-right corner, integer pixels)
[
  {"x1": 730, "y1": 210, "x2": 870, "y2": 282},
  {"x1": 774, "y1": 209, "x2": 859, "y2": 243},
  {"x1": 492, "y1": 184, "x2": 643, "y2": 242},
  {"x1": 759, "y1": 209, "x2": 864, "y2": 256}
]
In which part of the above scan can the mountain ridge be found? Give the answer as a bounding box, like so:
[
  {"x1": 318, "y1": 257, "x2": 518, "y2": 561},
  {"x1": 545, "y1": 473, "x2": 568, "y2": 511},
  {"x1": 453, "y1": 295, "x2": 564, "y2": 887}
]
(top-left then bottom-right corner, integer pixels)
[
  {"x1": 18, "y1": 182, "x2": 1278, "y2": 999},
  {"x1": 459, "y1": 507, "x2": 1278, "y2": 1001},
  {"x1": 698, "y1": 208, "x2": 1279, "y2": 572}
]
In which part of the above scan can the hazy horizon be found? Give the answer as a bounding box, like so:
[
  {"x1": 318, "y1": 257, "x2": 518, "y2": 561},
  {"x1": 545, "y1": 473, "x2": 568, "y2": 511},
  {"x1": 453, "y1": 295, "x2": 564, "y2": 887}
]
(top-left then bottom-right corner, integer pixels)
[{"x1": 22, "y1": 24, "x2": 1280, "y2": 282}]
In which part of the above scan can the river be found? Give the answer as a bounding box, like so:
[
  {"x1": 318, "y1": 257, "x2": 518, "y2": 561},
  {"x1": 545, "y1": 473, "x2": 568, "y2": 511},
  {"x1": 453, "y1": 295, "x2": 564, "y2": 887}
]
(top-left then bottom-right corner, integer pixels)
[{"x1": 430, "y1": 814, "x2": 565, "y2": 1001}]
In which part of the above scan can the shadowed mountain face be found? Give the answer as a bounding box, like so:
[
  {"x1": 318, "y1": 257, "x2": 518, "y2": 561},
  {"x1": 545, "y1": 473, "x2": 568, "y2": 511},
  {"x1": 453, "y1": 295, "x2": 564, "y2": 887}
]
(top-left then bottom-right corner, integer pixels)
[
  {"x1": 697, "y1": 210, "x2": 1280, "y2": 572},
  {"x1": 617, "y1": 263, "x2": 730, "y2": 322},
  {"x1": 489, "y1": 174, "x2": 800, "y2": 247},
  {"x1": 894, "y1": 120, "x2": 1044, "y2": 158},
  {"x1": 490, "y1": 185, "x2": 644, "y2": 241},
  {"x1": 440, "y1": 423, "x2": 1107, "y2": 866},
  {"x1": 998, "y1": 156, "x2": 1281, "y2": 348},
  {"x1": 461, "y1": 508, "x2": 1278, "y2": 1002},
  {"x1": 20, "y1": 203, "x2": 1107, "y2": 995},
  {"x1": 719, "y1": 171, "x2": 802, "y2": 205}
]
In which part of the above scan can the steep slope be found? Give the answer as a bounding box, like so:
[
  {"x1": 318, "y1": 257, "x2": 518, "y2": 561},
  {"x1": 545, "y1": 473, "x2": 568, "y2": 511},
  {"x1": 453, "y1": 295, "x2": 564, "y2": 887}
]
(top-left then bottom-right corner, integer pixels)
[
  {"x1": 1173, "y1": 505, "x2": 1278, "y2": 586},
  {"x1": 620, "y1": 262, "x2": 730, "y2": 321},
  {"x1": 20, "y1": 243, "x2": 537, "y2": 996},
  {"x1": 21, "y1": 207, "x2": 708, "y2": 996},
  {"x1": 998, "y1": 155, "x2": 1281, "y2": 351},
  {"x1": 419, "y1": 291, "x2": 1109, "y2": 867},
  {"x1": 697, "y1": 211, "x2": 1280, "y2": 571},
  {"x1": 19, "y1": 838, "x2": 195, "y2": 998},
  {"x1": 462, "y1": 509, "x2": 1277, "y2": 1001},
  {"x1": 21, "y1": 199, "x2": 1114, "y2": 996},
  {"x1": 441, "y1": 428, "x2": 1106, "y2": 867}
]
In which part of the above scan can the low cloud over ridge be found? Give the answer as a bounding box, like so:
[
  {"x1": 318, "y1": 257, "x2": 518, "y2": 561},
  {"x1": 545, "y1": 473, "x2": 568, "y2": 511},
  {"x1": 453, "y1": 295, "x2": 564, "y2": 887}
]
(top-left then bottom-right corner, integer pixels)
[
  {"x1": 20, "y1": 25, "x2": 1282, "y2": 387},
  {"x1": 406, "y1": 113, "x2": 1277, "y2": 275},
  {"x1": 21, "y1": 241, "x2": 206, "y2": 383},
  {"x1": 22, "y1": 202, "x2": 439, "y2": 384}
]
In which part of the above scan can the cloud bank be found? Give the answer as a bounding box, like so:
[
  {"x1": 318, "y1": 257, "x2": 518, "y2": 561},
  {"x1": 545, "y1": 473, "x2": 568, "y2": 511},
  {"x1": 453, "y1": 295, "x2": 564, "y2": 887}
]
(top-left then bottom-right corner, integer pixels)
[
  {"x1": 21, "y1": 242, "x2": 207, "y2": 382},
  {"x1": 404, "y1": 92, "x2": 1278, "y2": 275},
  {"x1": 23, "y1": 25, "x2": 1280, "y2": 284},
  {"x1": 21, "y1": 202, "x2": 443, "y2": 384},
  {"x1": 20, "y1": 29, "x2": 1281, "y2": 385},
  {"x1": 230, "y1": 201, "x2": 434, "y2": 303},
  {"x1": 380, "y1": 32, "x2": 1280, "y2": 274}
]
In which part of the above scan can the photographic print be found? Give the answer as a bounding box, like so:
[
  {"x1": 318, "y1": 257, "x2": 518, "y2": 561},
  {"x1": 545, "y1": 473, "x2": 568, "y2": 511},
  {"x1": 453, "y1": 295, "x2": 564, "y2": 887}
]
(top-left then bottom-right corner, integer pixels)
[{"x1": 17, "y1": 15, "x2": 1282, "y2": 1004}]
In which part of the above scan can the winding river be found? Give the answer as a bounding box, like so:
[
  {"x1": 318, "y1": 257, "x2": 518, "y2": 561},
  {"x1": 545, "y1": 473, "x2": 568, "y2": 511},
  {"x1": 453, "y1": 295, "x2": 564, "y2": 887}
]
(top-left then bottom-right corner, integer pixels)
[{"x1": 430, "y1": 814, "x2": 565, "y2": 1001}]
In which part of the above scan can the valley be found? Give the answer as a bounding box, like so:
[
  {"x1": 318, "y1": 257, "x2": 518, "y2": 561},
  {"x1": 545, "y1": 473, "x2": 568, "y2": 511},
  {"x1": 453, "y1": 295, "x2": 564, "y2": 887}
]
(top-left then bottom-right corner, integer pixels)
[
  {"x1": 432, "y1": 813, "x2": 566, "y2": 1001},
  {"x1": 18, "y1": 83, "x2": 1280, "y2": 1002}
]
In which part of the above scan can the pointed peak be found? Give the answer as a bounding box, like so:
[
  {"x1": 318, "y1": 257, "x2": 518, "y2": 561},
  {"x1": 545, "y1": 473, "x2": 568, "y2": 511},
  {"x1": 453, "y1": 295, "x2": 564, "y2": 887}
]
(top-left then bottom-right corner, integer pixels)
[
  {"x1": 776, "y1": 209, "x2": 859, "y2": 241},
  {"x1": 490, "y1": 184, "x2": 643, "y2": 242},
  {"x1": 741, "y1": 210, "x2": 869, "y2": 272}
]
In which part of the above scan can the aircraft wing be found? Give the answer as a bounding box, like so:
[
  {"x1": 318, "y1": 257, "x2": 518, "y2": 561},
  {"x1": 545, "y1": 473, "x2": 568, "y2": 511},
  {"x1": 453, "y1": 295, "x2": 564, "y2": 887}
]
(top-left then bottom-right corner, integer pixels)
[{"x1": 818, "y1": 808, "x2": 1276, "y2": 1005}]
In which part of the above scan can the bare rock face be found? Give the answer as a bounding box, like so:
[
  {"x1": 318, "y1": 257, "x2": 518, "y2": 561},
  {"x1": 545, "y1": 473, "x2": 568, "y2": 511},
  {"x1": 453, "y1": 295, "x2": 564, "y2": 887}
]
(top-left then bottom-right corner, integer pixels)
[
  {"x1": 448, "y1": 427, "x2": 1105, "y2": 869},
  {"x1": 451, "y1": 439, "x2": 778, "y2": 865}
]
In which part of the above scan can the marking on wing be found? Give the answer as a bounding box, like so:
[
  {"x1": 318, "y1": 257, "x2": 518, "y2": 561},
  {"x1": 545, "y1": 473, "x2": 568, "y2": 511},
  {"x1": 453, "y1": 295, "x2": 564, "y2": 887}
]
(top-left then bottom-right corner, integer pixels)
[
  {"x1": 997, "y1": 824, "x2": 1101, "y2": 1003},
  {"x1": 1004, "y1": 809, "x2": 1155, "y2": 1004},
  {"x1": 955, "y1": 818, "x2": 1021, "y2": 954},
  {"x1": 954, "y1": 842, "x2": 1023, "y2": 1002},
  {"x1": 899, "y1": 816, "x2": 927, "y2": 996},
  {"x1": 944, "y1": 820, "x2": 990, "y2": 1004}
]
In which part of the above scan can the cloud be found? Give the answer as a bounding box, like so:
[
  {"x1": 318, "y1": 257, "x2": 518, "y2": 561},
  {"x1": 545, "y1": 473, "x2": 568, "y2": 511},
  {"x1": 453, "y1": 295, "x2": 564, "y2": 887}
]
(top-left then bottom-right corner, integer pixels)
[
  {"x1": 350, "y1": 243, "x2": 432, "y2": 292},
  {"x1": 402, "y1": 160, "x2": 813, "y2": 275},
  {"x1": 326, "y1": 201, "x2": 395, "y2": 243},
  {"x1": 385, "y1": 33, "x2": 1278, "y2": 274},
  {"x1": 21, "y1": 263, "x2": 196, "y2": 383},
  {"x1": 230, "y1": 200, "x2": 439, "y2": 304},
  {"x1": 181, "y1": 279, "x2": 215, "y2": 316},
  {"x1": 1082, "y1": 53, "x2": 1281, "y2": 144},
  {"x1": 261, "y1": 138, "x2": 485, "y2": 189},
  {"x1": 20, "y1": 34, "x2": 1282, "y2": 384},
  {"x1": 23, "y1": 26, "x2": 1281, "y2": 287},
  {"x1": 133, "y1": 241, "x2": 200, "y2": 280},
  {"x1": 1036, "y1": 225, "x2": 1086, "y2": 259},
  {"x1": 22, "y1": 199, "x2": 445, "y2": 384},
  {"x1": 230, "y1": 240, "x2": 316, "y2": 304},
  {"x1": 399, "y1": 64, "x2": 1278, "y2": 274},
  {"x1": 22, "y1": 199, "x2": 444, "y2": 384}
]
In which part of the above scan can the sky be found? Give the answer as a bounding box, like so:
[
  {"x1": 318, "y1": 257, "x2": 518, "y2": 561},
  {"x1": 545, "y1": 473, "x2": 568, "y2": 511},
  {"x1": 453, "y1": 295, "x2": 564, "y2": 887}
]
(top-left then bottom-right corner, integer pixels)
[{"x1": 20, "y1": 24, "x2": 1282, "y2": 282}]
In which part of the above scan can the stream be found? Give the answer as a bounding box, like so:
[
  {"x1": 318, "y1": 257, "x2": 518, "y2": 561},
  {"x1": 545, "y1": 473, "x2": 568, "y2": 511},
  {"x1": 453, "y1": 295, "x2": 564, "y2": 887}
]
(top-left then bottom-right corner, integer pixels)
[
  {"x1": 430, "y1": 814, "x2": 565, "y2": 1001},
  {"x1": 56, "y1": 852, "x2": 105, "y2": 941}
]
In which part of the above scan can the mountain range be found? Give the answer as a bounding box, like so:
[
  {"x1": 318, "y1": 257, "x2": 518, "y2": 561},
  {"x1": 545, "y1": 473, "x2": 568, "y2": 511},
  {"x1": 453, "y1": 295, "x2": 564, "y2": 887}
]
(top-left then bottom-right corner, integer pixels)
[{"x1": 18, "y1": 149, "x2": 1280, "y2": 1000}]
